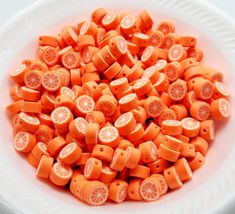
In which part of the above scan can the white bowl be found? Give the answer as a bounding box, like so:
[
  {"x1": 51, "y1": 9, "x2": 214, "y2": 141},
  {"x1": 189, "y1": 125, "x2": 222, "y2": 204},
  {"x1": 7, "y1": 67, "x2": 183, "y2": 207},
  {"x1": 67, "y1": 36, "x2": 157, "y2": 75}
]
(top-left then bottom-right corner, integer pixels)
[{"x1": 0, "y1": 0, "x2": 235, "y2": 213}]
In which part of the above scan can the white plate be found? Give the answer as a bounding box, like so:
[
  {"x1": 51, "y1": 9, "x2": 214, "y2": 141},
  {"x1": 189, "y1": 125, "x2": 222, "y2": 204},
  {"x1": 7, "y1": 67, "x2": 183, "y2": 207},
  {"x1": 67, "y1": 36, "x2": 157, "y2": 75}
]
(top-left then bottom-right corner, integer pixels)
[{"x1": 0, "y1": 0, "x2": 235, "y2": 213}]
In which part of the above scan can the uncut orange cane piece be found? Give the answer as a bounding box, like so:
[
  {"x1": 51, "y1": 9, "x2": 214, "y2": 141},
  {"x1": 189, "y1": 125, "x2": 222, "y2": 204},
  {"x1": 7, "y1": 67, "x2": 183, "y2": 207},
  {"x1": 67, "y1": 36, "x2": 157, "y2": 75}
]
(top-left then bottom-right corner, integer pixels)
[
  {"x1": 180, "y1": 58, "x2": 199, "y2": 70},
  {"x1": 139, "y1": 141, "x2": 157, "y2": 163},
  {"x1": 148, "y1": 158, "x2": 170, "y2": 174},
  {"x1": 128, "y1": 179, "x2": 143, "y2": 201},
  {"x1": 71, "y1": 85, "x2": 83, "y2": 98},
  {"x1": 36, "y1": 155, "x2": 54, "y2": 179},
  {"x1": 108, "y1": 179, "x2": 128, "y2": 203},
  {"x1": 129, "y1": 165, "x2": 150, "y2": 179},
  {"x1": 49, "y1": 162, "x2": 73, "y2": 186},
  {"x1": 164, "y1": 166, "x2": 182, "y2": 190},
  {"x1": 14, "y1": 131, "x2": 36, "y2": 153},
  {"x1": 189, "y1": 152, "x2": 205, "y2": 171},
  {"x1": 181, "y1": 117, "x2": 200, "y2": 138},
  {"x1": 92, "y1": 144, "x2": 114, "y2": 162}
]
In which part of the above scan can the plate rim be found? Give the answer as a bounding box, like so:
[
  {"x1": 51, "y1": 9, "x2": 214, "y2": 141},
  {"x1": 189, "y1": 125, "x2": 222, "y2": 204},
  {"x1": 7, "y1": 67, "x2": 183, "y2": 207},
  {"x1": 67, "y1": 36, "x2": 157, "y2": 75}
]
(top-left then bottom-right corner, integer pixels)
[{"x1": 0, "y1": 0, "x2": 235, "y2": 213}]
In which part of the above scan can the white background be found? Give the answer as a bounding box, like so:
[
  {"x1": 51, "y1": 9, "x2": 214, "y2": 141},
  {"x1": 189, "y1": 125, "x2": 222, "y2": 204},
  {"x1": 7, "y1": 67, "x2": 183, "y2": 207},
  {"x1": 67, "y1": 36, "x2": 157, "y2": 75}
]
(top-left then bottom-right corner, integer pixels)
[
  {"x1": 0, "y1": 0, "x2": 234, "y2": 213},
  {"x1": 0, "y1": 0, "x2": 234, "y2": 26}
]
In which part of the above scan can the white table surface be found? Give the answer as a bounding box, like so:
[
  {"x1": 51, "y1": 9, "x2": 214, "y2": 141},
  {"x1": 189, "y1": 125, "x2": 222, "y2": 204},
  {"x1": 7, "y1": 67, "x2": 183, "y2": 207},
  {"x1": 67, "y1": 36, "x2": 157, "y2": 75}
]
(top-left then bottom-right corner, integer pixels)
[{"x1": 0, "y1": 0, "x2": 234, "y2": 213}]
